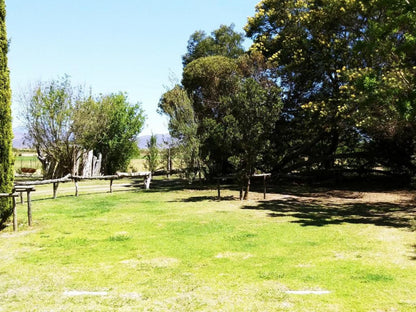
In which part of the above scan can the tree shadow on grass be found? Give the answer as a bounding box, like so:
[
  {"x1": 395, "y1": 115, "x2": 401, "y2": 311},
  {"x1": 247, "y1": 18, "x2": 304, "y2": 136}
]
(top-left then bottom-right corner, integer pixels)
[
  {"x1": 411, "y1": 245, "x2": 416, "y2": 260},
  {"x1": 144, "y1": 178, "x2": 211, "y2": 193},
  {"x1": 179, "y1": 195, "x2": 236, "y2": 202},
  {"x1": 241, "y1": 196, "x2": 416, "y2": 229}
]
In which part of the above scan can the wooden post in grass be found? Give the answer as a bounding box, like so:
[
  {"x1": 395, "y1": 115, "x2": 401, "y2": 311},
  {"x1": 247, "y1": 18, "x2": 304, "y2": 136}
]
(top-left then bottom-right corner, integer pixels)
[
  {"x1": 74, "y1": 179, "x2": 79, "y2": 197},
  {"x1": 110, "y1": 179, "x2": 113, "y2": 193},
  {"x1": 252, "y1": 173, "x2": 271, "y2": 200},
  {"x1": 12, "y1": 194, "x2": 17, "y2": 231},
  {"x1": 13, "y1": 186, "x2": 36, "y2": 226},
  {"x1": 27, "y1": 189, "x2": 32, "y2": 226},
  {"x1": 144, "y1": 173, "x2": 151, "y2": 190},
  {"x1": 53, "y1": 182, "x2": 58, "y2": 199}
]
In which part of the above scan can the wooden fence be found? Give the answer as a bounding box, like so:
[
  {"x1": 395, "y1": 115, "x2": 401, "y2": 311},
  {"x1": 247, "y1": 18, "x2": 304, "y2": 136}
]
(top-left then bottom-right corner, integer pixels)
[
  {"x1": 7, "y1": 172, "x2": 152, "y2": 232},
  {"x1": 15, "y1": 172, "x2": 152, "y2": 199}
]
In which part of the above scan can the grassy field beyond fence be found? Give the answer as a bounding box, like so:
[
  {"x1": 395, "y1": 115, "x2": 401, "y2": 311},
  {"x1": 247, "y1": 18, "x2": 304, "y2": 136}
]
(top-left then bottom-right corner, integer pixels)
[
  {"x1": 14, "y1": 153, "x2": 41, "y2": 171},
  {"x1": 1, "y1": 180, "x2": 415, "y2": 311}
]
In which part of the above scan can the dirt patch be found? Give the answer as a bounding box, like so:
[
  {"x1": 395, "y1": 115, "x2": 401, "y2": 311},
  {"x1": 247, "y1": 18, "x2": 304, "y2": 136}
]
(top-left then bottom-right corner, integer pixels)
[
  {"x1": 266, "y1": 189, "x2": 415, "y2": 205},
  {"x1": 242, "y1": 188, "x2": 416, "y2": 229}
]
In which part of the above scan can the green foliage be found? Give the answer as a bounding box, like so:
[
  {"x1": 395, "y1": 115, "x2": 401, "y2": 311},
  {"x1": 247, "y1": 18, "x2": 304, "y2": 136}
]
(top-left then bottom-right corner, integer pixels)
[
  {"x1": 223, "y1": 78, "x2": 281, "y2": 190},
  {"x1": 182, "y1": 24, "x2": 245, "y2": 67},
  {"x1": 182, "y1": 55, "x2": 240, "y2": 108},
  {"x1": 0, "y1": 0, "x2": 14, "y2": 224},
  {"x1": 245, "y1": 0, "x2": 416, "y2": 176},
  {"x1": 23, "y1": 78, "x2": 145, "y2": 177},
  {"x1": 145, "y1": 134, "x2": 159, "y2": 174},
  {"x1": 165, "y1": 26, "x2": 262, "y2": 181},
  {"x1": 158, "y1": 85, "x2": 197, "y2": 141},
  {"x1": 163, "y1": 26, "x2": 283, "y2": 190},
  {"x1": 166, "y1": 1, "x2": 416, "y2": 182},
  {"x1": 182, "y1": 55, "x2": 241, "y2": 176},
  {"x1": 88, "y1": 93, "x2": 145, "y2": 175},
  {"x1": 158, "y1": 86, "x2": 201, "y2": 180},
  {"x1": 23, "y1": 76, "x2": 81, "y2": 178}
]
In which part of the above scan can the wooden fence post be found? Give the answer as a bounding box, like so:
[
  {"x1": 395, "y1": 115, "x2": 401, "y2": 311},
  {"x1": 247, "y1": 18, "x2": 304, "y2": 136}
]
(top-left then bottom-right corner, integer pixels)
[
  {"x1": 27, "y1": 190, "x2": 32, "y2": 226},
  {"x1": 144, "y1": 174, "x2": 151, "y2": 190},
  {"x1": 74, "y1": 179, "x2": 79, "y2": 197},
  {"x1": 53, "y1": 182, "x2": 59, "y2": 199},
  {"x1": 12, "y1": 195, "x2": 17, "y2": 232}
]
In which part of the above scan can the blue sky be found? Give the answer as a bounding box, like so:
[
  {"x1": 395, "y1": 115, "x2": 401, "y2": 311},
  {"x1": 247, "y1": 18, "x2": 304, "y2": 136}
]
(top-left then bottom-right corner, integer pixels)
[{"x1": 6, "y1": 0, "x2": 259, "y2": 135}]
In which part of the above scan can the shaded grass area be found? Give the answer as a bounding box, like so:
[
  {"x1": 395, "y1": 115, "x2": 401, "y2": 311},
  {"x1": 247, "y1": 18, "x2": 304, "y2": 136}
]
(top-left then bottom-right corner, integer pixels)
[
  {"x1": 1, "y1": 182, "x2": 416, "y2": 311},
  {"x1": 241, "y1": 196, "x2": 416, "y2": 228}
]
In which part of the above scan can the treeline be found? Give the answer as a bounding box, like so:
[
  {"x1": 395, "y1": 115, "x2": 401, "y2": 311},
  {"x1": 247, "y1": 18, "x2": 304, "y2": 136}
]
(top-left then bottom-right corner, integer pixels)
[
  {"x1": 22, "y1": 76, "x2": 146, "y2": 178},
  {"x1": 159, "y1": 0, "x2": 416, "y2": 193}
]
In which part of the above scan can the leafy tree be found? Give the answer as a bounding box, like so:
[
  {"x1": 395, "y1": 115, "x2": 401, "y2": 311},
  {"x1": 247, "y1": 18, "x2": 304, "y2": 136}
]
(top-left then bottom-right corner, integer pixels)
[
  {"x1": 163, "y1": 47, "x2": 283, "y2": 194},
  {"x1": 182, "y1": 24, "x2": 245, "y2": 67},
  {"x1": 161, "y1": 136, "x2": 175, "y2": 179},
  {"x1": 86, "y1": 93, "x2": 145, "y2": 175},
  {"x1": 223, "y1": 78, "x2": 282, "y2": 199},
  {"x1": 182, "y1": 55, "x2": 241, "y2": 176},
  {"x1": 339, "y1": 0, "x2": 416, "y2": 174},
  {"x1": 72, "y1": 95, "x2": 106, "y2": 152},
  {"x1": 246, "y1": 0, "x2": 363, "y2": 174},
  {"x1": 145, "y1": 134, "x2": 159, "y2": 174},
  {"x1": 23, "y1": 79, "x2": 145, "y2": 177},
  {"x1": 245, "y1": 0, "x2": 416, "y2": 177},
  {"x1": 158, "y1": 85, "x2": 201, "y2": 181},
  {"x1": 0, "y1": 0, "x2": 13, "y2": 225},
  {"x1": 23, "y1": 76, "x2": 82, "y2": 178}
]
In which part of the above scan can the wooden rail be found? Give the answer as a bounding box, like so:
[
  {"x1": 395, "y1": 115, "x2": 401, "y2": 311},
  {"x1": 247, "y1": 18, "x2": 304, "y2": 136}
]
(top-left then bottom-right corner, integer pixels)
[
  {"x1": 15, "y1": 172, "x2": 152, "y2": 198},
  {"x1": 6, "y1": 172, "x2": 151, "y2": 231},
  {"x1": 15, "y1": 174, "x2": 71, "y2": 199}
]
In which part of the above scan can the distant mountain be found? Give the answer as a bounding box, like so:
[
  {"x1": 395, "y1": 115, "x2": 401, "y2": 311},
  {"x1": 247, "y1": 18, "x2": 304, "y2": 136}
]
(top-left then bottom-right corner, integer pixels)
[
  {"x1": 12, "y1": 126, "x2": 29, "y2": 149},
  {"x1": 137, "y1": 134, "x2": 173, "y2": 149},
  {"x1": 13, "y1": 126, "x2": 172, "y2": 150}
]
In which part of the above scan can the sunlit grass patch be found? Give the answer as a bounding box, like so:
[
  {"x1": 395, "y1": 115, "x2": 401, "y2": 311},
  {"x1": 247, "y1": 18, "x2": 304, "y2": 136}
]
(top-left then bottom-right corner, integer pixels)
[{"x1": 0, "y1": 183, "x2": 415, "y2": 311}]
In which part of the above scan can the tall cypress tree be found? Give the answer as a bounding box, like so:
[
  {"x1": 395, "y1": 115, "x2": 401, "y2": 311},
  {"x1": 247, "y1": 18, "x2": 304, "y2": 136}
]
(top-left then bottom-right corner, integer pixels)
[{"x1": 0, "y1": 0, "x2": 13, "y2": 226}]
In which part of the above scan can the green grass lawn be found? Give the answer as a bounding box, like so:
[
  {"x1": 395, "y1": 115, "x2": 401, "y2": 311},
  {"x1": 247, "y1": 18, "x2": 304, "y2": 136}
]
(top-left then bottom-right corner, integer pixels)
[
  {"x1": 13, "y1": 154, "x2": 146, "y2": 173},
  {"x1": 1, "y1": 180, "x2": 415, "y2": 311},
  {"x1": 14, "y1": 154, "x2": 41, "y2": 171}
]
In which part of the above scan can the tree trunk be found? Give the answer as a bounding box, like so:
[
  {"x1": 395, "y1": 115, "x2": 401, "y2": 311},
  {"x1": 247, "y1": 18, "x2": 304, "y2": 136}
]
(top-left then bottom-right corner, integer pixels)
[
  {"x1": 243, "y1": 176, "x2": 250, "y2": 200},
  {"x1": 323, "y1": 128, "x2": 339, "y2": 170}
]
